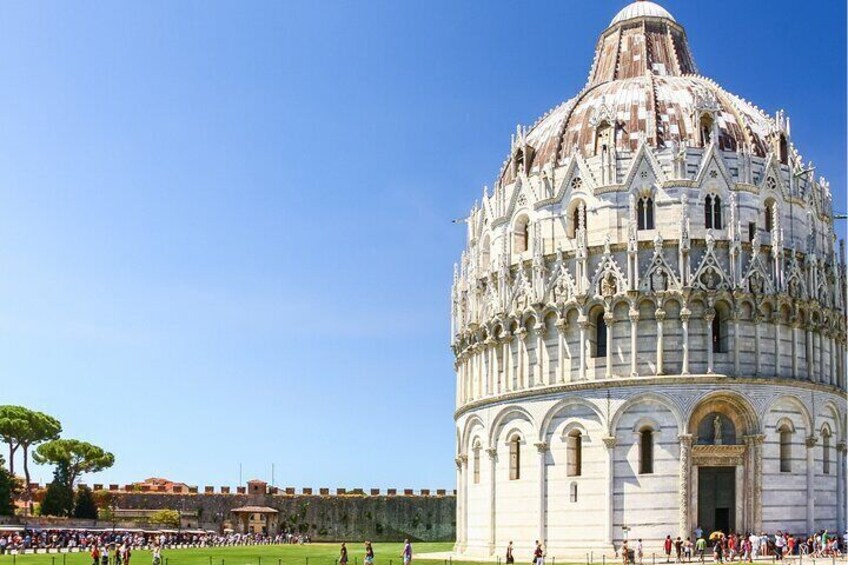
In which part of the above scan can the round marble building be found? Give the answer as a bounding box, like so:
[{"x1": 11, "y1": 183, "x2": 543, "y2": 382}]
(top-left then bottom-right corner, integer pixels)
[{"x1": 450, "y1": 1, "x2": 847, "y2": 558}]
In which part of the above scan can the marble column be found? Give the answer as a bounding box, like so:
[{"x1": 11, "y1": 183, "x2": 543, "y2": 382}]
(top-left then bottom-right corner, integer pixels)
[
  {"x1": 680, "y1": 308, "x2": 691, "y2": 375},
  {"x1": 629, "y1": 308, "x2": 639, "y2": 377},
  {"x1": 678, "y1": 434, "x2": 693, "y2": 538},
  {"x1": 486, "y1": 448, "x2": 498, "y2": 553},
  {"x1": 817, "y1": 329, "x2": 825, "y2": 384},
  {"x1": 733, "y1": 315, "x2": 741, "y2": 376},
  {"x1": 556, "y1": 320, "x2": 568, "y2": 383},
  {"x1": 837, "y1": 442, "x2": 846, "y2": 533},
  {"x1": 516, "y1": 328, "x2": 527, "y2": 389},
  {"x1": 535, "y1": 442, "x2": 549, "y2": 544},
  {"x1": 743, "y1": 434, "x2": 764, "y2": 533},
  {"x1": 806, "y1": 435, "x2": 817, "y2": 533},
  {"x1": 774, "y1": 319, "x2": 782, "y2": 378},
  {"x1": 753, "y1": 315, "x2": 762, "y2": 376},
  {"x1": 535, "y1": 323, "x2": 546, "y2": 386},
  {"x1": 603, "y1": 436, "x2": 617, "y2": 547},
  {"x1": 503, "y1": 331, "x2": 513, "y2": 392},
  {"x1": 705, "y1": 310, "x2": 715, "y2": 374},
  {"x1": 578, "y1": 316, "x2": 589, "y2": 381},
  {"x1": 791, "y1": 322, "x2": 798, "y2": 379},
  {"x1": 455, "y1": 455, "x2": 468, "y2": 550},
  {"x1": 605, "y1": 310, "x2": 614, "y2": 378},
  {"x1": 655, "y1": 307, "x2": 666, "y2": 375},
  {"x1": 805, "y1": 324, "x2": 814, "y2": 381}
]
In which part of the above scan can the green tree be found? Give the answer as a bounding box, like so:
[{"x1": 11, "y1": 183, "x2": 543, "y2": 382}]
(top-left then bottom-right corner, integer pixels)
[
  {"x1": 40, "y1": 461, "x2": 74, "y2": 517},
  {"x1": 0, "y1": 455, "x2": 17, "y2": 516},
  {"x1": 0, "y1": 406, "x2": 30, "y2": 475},
  {"x1": 19, "y1": 411, "x2": 61, "y2": 502},
  {"x1": 149, "y1": 509, "x2": 180, "y2": 528},
  {"x1": 33, "y1": 439, "x2": 114, "y2": 489},
  {"x1": 73, "y1": 484, "x2": 98, "y2": 519}
]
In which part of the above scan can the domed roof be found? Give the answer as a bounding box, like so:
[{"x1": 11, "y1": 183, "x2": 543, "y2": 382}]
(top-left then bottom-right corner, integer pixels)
[
  {"x1": 497, "y1": 2, "x2": 779, "y2": 186},
  {"x1": 610, "y1": 1, "x2": 675, "y2": 26}
]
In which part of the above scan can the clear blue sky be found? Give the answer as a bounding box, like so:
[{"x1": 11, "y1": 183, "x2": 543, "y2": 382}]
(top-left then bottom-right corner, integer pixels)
[{"x1": 0, "y1": 0, "x2": 844, "y2": 490}]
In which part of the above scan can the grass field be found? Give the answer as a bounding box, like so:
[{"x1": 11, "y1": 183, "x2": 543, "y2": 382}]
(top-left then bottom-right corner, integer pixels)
[{"x1": 0, "y1": 543, "x2": 496, "y2": 565}]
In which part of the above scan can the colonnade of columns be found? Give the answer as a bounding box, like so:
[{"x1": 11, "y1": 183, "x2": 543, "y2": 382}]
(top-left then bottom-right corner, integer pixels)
[{"x1": 456, "y1": 311, "x2": 845, "y2": 406}]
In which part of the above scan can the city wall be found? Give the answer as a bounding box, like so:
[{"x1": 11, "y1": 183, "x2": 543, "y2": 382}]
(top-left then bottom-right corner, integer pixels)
[{"x1": 26, "y1": 483, "x2": 456, "y2": 543}]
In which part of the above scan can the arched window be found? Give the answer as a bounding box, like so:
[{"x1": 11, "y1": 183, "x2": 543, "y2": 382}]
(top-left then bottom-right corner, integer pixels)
[
  {"x1": 778, "y1": 424, "x2": 792, "y2": 473},
  {"x1": 569, "y1": 202, "x2": 586, "y2": 239},
  {"x1": 637, "y1": 196, "x2": 655, "y2": 230},
  {"x1": 712, "y1": 313, "x2": 725, "y2": 353},
  {"x1": 765, "y1": 203, "x2": 775, "y2": 234},
  {"x1": 514, "y1": 149, "x2": 525, "y2": 173},
  {"x1": 595, "y1": 121, "x2": 613, "y2": 155},
  {"x1": 509, "y1": 435, "x2": 521, "y2": 480},
  {"x1": 778, "y1": 135, "x2": 788, "y2": 165},
  {"x1": 472, "y1": 441, "x2": 481, "y2": 484},
  {"x1": 704, "y1": 195, "x2": 723, "y2": 229},
  {"x1": 699, "y1": 114, "x2": 714, "y2": 146},
  {"x1": 480, "y1": 237, "x2": 491, "y2": 271},
  {"x1": 567, "y1": 430, "x2": 583, "y2": 477},
  {"x1": 514, "y1": 216, "x2": 529, "y2": 253},
  {"x1": 822, "y1": 428, "x2": 831, "y2": 475},
  {"x1": 594, "y1": 311, "x2": 607, "y2": 358},
  {"x1": 639, "y1": 428, "x2": 654, "y2": 474}
]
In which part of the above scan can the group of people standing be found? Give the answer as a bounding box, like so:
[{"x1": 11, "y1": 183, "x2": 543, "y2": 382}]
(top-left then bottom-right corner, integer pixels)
[{"x1": 338, "y1": 540, "x2": 412, "y2": 565}]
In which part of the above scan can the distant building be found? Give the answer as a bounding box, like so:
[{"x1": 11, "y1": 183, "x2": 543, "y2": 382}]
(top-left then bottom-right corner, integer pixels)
[{"x1": 451, "y1": 1, "x2": 846, "y2": 558}]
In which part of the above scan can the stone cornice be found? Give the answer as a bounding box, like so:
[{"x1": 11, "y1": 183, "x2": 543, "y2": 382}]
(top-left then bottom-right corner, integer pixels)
[{"x1": 454, "y1": 375, "x2": 847, "y2": 420}]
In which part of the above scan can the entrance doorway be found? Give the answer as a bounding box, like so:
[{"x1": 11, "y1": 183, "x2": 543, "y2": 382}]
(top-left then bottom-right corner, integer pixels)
[{"x1": 698, "y1": 467, "x2": 736, "y2": 534}]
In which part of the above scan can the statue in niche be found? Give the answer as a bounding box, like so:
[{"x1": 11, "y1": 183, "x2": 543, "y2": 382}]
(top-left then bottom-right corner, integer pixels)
[
  {"x1": 651, "y1": 267, "x2": 667, "y2": 292},
  {"x1": 553, "y1": 276, "x2": 569, "y2": 303},
  {"x1": 749, "y1": 272, "x2": 764, "y2": 295},
  {"x1": 702, "y1": 267, "x2": 718, "y2": 291},
  {"x1": 713, "y1": 415, "x2": 723, "y2": 445},
  {"x1": 602, "y1": 272, "x2": 617, "y2": 297}
]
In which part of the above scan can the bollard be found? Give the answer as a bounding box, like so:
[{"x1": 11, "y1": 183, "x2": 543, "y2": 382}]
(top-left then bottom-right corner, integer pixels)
[{"x1": 603, "y1": 556, "x2": 606, "y2": 565}]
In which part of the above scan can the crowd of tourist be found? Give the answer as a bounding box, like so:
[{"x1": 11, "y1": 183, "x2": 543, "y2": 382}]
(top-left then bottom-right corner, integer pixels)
[
  {"x1": 620, "y1": 528, "x2": 847, "y2": 564},
  {"x1": 0, "y1": 529, "x2": 311, "y2": 553}
]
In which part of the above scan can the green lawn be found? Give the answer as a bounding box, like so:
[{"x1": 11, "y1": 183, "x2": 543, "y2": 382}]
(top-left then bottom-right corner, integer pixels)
[{"x1": 0, "y1": 544, "x2": 493, "y2": 565}]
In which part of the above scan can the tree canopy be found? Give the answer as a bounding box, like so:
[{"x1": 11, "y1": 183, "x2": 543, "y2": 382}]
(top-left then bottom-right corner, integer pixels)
[
  {"x1": 0, "y1": 406, "x2": 32, "y2": 475},
  {"x1": 34, "y1": 439, "x2": 114, "y2": 488}
]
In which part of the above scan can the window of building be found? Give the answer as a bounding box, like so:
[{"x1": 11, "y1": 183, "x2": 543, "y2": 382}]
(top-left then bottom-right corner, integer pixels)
[
  {"x1": 639, "y1": 428, "x2": 654, "y2": 474},
  {"x1": 514, "y1": 216, "x2": 529, "y2": 253},
  {"x1": 480, "y1": 237, "x2": 490, "y2": 271},
  {"x1": 779, "y1": 135, "x2": 788, "y2": 165},
  {"x1": 509, "y1": 435, "x2": 521, "y2": 480},
  {"x1": 779, "y1": 425, "x2": 792, "y2": 473},
  {"x1": 748, "y1": 222, "x2": 757, "y2": 242},
  {"x1": 569, "y1": 202, "x2": 586, "y2": 239},
  {"x1": 473, "y1": 442, "x2": 481, "y2": 484},
  {"x1": 765, "y1": 203, "x2": 775, "y2": 234},
  {"x1": 712, "y1": 313, "x2": 725, "y2": 353},
  {"x1": 567, "y1": 430, "x2": 583, "y2": 477},
  {"x1": 637, "y1": 196, "x2": 655, "y2": 230},
  {"x1": 569, "y1": 482, "x2": 578, "y2": 503},
  {"x1": 594, "y1": 311, "x2": 607, "y2": 358},
  {"x1": 704, "y1": 195, "x2": 722, "y2": 229},
  {"x1": 699, "y1": 115, "x2": 714, "y2": 146},
  {"x1": 514, "y1": 149, "x2": 525, "y2": 173},
  {"x1": 822, "y1": 428, "x2": 831, "y2": 475},
  {"x1": 595, "y1": 121, "x2": 613, "y2": 155}
]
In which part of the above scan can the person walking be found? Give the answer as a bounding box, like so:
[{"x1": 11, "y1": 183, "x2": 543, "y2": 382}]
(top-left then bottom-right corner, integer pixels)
[
  {"x1": 664, "y1": 536, "x2": 673, "y2": 563},
  {"x1": 695, "y1": 535, "x2": 706, "y2": 563},
  {"x1": 339, "y1": 543, "x2": 349, "y2": 565},
  {"x1": 637, "y1": 539, "x2": 644, "y2": 565},
  {"x1": 506, "y1": 541, "x2": 515, "y2": 565},
  {"x1": 401, "y1": 539, "x2": 413, "y2": 565},
  {"x1": 364, "y1": 541, "x2": 374, "y2": 565},
  {"x1": 621, "y1": 540, "x2": 630, "y2": 565},
  {"x1": 533, "y1": 541, "x2": 543, "y2": 565},
  {"x1": 151, "y1": 545, "x2": 162, "y2": 565}
]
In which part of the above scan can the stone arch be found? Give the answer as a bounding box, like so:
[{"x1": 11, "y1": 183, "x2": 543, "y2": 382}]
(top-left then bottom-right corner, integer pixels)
[
  {"x1": 460, "y1": 414, "x2": 486, "y2": 454},
  {"x1": 610, "y1": 391, "x2": 684, "y2": 436},
  {"x1": 762, "y1": 394, "x2": 813, "y2": 434},
  {"x1": 817, "y1": 400, "x2": 844, "y2": 440},
  {"x1": 538, "y1": 397, "x2": 605, "y2": 443},
  {"x1": 488, "y1": 405, "x2": 536, "y2": 448},
  {"x1": 686, "y1": 391, "x2": 760, "y2": 437}
]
